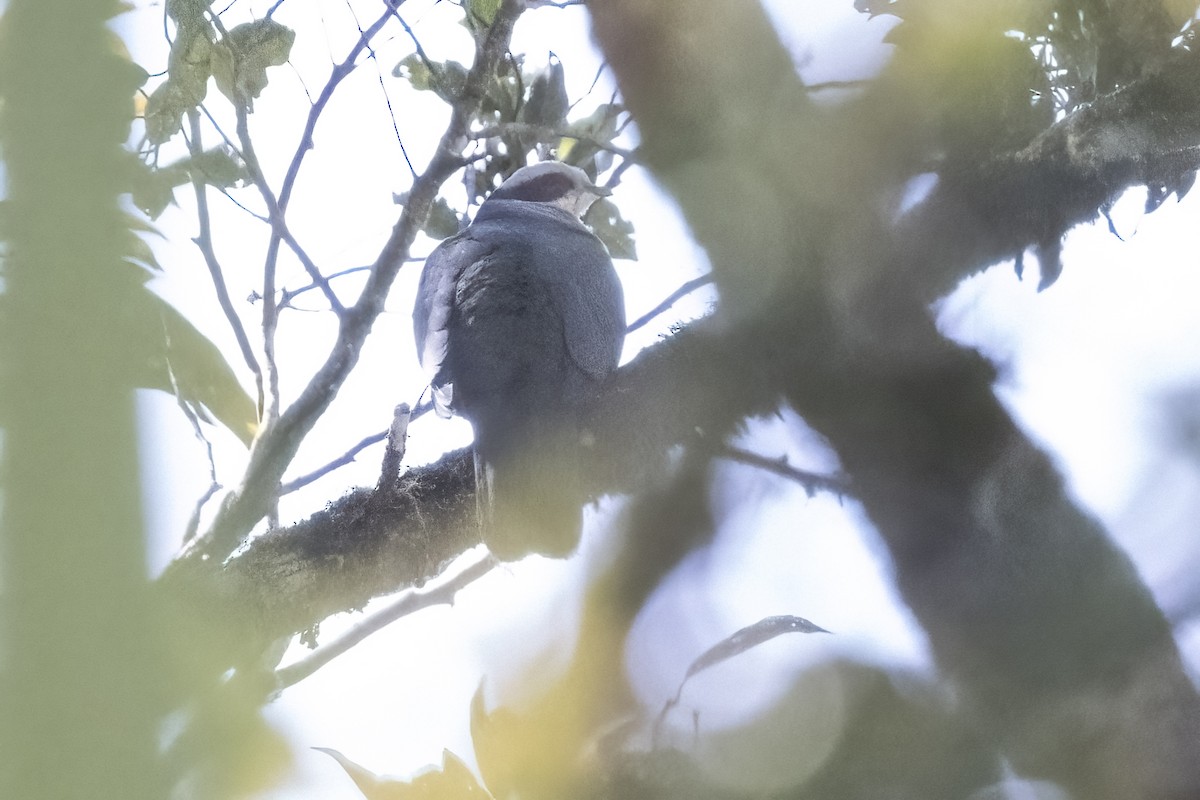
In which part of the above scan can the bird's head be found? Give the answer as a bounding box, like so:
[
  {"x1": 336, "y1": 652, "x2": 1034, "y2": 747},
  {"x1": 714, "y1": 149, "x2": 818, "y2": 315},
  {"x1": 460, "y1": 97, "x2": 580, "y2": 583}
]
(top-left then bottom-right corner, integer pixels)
[{"x1": 486, "y1": 161, "x2": 611, "y2": 218}]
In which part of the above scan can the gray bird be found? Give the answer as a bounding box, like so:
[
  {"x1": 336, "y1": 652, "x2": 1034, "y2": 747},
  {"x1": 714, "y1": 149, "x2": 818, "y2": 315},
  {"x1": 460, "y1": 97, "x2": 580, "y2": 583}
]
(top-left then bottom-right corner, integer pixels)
[{"x1": 414, "y1": 161, "x2": 625, "y2": 559}]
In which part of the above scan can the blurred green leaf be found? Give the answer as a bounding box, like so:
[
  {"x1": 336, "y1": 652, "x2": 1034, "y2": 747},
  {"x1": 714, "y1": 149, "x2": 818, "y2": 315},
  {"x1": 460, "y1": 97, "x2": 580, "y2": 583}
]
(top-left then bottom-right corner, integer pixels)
[
  {"x1": 560, "y1": 103, "x2": 624, "y2": 174},
  {"x1": 586, "y1": 197, "x2": 637, "y2": 261},
  {"x1": 113, "y1": 265, "x2": 257, "y2": 445},
  {"x1": 316, "y1": 747, "x2": 489, "y2": 799}
]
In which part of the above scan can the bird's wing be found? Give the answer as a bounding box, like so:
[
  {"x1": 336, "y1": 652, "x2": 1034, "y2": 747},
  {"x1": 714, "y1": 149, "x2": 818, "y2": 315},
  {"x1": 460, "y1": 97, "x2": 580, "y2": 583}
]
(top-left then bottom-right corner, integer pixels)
[
  {"x1": 542, "y1": 228, "x2": 626, "y2": 380},
  {"x1": 413, "y1": 233, "x2": 496, "y2": 416}
]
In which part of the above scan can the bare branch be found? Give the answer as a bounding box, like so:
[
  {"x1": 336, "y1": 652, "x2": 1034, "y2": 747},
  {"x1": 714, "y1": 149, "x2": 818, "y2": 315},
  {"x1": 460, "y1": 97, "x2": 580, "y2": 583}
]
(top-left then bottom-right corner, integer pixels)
[
  {"x1": 625, "y1": 273, "x2": 713, "y2": 334},
  {"x1": 273, "y1": 554, "x2": 496, "y2": 691},
  {"x1": 716, "y1": 445, "x2": 850, "y2": 499},
  {"x1": 280, "y1": 264, "x2": 371, "y2": 306},
  {"x1": 278, "y1": 401, "x2": 432, "y2": 495},
  {"x1": 185, "y1": 109, "x2": 265, "y2": 417},
  {"x1": 279, "y1": 430, "x2": 386, "y2": 496},
  {"x1": 377, "y1": 404, "x2": 411, "y2": 492}
]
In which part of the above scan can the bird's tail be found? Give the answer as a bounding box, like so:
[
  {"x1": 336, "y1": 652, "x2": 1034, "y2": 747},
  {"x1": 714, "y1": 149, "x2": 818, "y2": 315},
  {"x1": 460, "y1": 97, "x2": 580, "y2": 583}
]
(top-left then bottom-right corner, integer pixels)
[{"x1": 474, "y1": 439, "x2": 583, "y2": 560}]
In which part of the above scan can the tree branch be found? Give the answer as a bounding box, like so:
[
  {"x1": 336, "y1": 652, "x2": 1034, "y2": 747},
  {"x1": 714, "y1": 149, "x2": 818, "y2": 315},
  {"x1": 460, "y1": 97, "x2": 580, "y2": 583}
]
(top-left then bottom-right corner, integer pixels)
[
  {"x1": 169, "y1": 0, "x2": 527, "y2": 572},
  {"x1": 625, "y1": 273, "x2": 713, "y2": 334},
  {"x1": 185, "y1": 109, "x2": 265, "y2": 417},
  {"x1": 273, "y1": 553, "x2": 495, "y2": 690},
  {"x1": 587, "y1": 2, "x2": 1200, "y2": 797}
]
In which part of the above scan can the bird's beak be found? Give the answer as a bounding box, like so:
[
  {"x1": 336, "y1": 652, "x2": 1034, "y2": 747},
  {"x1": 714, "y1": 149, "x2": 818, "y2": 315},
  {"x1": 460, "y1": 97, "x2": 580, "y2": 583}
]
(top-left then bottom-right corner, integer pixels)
[{"x1": 589, "y1": 182, "x2": 613, "y2": 198}]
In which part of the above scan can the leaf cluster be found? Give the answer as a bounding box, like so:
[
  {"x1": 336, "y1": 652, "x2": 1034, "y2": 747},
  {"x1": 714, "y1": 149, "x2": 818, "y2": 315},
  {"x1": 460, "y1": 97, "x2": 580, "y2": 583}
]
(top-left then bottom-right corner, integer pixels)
[
  {"x1": 393, "y1": 43, "x2": 637, "y2": 259},
  {"x1": 145, "y1": 2, "x2": 294, "y2": 144}
]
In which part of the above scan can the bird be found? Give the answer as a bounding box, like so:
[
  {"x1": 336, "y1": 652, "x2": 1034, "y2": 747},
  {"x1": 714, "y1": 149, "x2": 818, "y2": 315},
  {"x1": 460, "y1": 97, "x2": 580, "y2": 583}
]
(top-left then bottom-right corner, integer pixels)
[{"x1": 413, "y1": 161, "x2": 625, "y2": 560}]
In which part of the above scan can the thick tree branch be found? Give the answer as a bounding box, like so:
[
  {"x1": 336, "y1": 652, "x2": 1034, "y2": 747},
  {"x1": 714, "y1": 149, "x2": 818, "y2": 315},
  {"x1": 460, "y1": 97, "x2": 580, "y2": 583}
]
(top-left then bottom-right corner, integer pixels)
[
  {"x1": 901, "y1": 46, "x2": 1200, "y2": 300},
  {"x1": 585, "y1": 2, "x2": 1200, "y2": 799}
]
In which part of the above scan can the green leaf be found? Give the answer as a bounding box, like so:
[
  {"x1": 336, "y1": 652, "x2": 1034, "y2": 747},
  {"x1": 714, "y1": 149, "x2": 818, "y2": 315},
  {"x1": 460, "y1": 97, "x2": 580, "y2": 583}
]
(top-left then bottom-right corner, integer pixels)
[
  {"x1": 585, "y1": 197, "x2": 637, "y2": 261},
  {"x1": 519, "y1": 58, "x2": 568, "y2": 129},
  {"x1": 143, "y1": 80, "x2": 190, "y2": 145},
  {"x1": 119, "y1": 272, "x2": 258, "y2": 446},
  {"x1": 466, "y1": 0, "x2": 502, "y2": 28},
  {"x1": 394, "y1": 54, "x2": 468, "y2": 103},
  {"x1": 213, "y1": 19, "x2": 295, "y2": 107},
  {"x1": 168, "y1": 25, "x2": 215, "y2": 106},
  {"x1": 166, "y1": 0, "x2": 213, "y2": 25},
  {"x1": 560, "y1": 103, "x2": 624, "y2": 173},
  {"x1": 424, "y1": 197, "x2": 462, "y2": 240},
  {"x1": 565, "y1": 103, "x2": 622, "y2": 145},
  {"x1": 189, "y1": 146, "x2": 247, "y2": 189}
]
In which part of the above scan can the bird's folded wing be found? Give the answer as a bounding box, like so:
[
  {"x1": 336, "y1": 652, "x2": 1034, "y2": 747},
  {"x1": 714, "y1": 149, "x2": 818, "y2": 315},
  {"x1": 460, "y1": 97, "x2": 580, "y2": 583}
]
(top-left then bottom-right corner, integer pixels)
[{"x1": 413, "y1": 234, "x2": 498, "y2": 415}]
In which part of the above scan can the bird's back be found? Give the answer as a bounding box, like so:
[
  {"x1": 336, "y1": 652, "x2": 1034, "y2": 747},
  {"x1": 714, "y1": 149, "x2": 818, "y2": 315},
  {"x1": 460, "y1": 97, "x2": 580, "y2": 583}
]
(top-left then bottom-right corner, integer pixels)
[{"x1": 413, "y1": 190, "x2": 625, "y2": 559}]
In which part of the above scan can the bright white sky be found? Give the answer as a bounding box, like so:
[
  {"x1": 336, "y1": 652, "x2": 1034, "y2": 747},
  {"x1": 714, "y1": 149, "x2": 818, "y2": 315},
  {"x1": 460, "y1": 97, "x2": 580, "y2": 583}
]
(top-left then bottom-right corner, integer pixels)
[{"x1": 115, "y1": 1, "x2": 1200, "y2": 796}]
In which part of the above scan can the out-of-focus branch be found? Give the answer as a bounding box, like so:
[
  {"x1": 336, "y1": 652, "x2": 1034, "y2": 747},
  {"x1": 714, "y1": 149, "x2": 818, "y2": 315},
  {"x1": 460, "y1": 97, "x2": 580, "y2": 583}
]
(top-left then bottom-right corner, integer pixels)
[
  {"x1": 587, "y1": 2, "x2": 1200, "y2": 798},
  {"x1": 898, "y1": 51, "x2": 1200, "y2": 300},
  {"x1": 716, "y1": 445, "x2": 850, "y2": 499},
  {"x1": 625, "y1": 273, "x2": 713, "y2": 334},
  {"x1": 273, "y1": 553, "x2": 495, "y2": 690},
  {"x1": 170, "y1": 0, "x2": 527, "y2": 572}
]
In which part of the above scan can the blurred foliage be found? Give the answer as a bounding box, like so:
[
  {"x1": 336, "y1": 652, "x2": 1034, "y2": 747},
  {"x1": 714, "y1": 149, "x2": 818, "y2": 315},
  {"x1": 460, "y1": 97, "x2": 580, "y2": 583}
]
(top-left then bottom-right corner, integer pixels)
[{"x1": 318, "y1": 748, "x2": 487, "y2": 799}]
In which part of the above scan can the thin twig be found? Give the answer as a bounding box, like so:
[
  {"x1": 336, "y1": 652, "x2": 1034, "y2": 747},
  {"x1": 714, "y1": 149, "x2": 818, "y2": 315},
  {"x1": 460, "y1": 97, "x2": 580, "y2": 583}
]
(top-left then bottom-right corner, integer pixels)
[
  {"x1": 626, "y1": 274, "x2": 714, "y2": 334},
  {"x1": 186, "y1": 109, "x2": 265, "y2": 417},
  {"x1": 276, "y1": 223, "x2": 344, "y2": 311},
  {"x1": 471, "y1": 122, "x2": 638, "y2": 161},
  {"x1": 280, "y1": 430, "x2": 385, "y2": 495},
  {"x1": 248, "y1": 2, "x2": 401, "y2": 424},
  {"x1": 716, "y1": 445, "x2": 851, "y2": 498},
  {"x1": 392, "y1": 9, "x2": 436, "y2": 74},
  {"x1": 277, "y1": 3, "x2": 400, "y2": 217},
  {"x1": 197, "y1": 102, "x2": 243, "y2": 156},
  {"x1": 374, "y1": 51, "x2": 417, "y2": 178},
  {"x1": 377, "y1": 404, "x2": 412, "y2": 492},
  {"x1": 236, "y1": 104, "x2": 285, "y2": 427},
  {"x1": 231, "y1": 107, "x2": 344, "y2": 315},
  {"x1": 279, "y1": 400, "x2": 433, "y2": 495},
  {"x1": 281, "y1": 259, "x2": 422, "y2": 306},
  {"x1": 273, "y1": 554, "x2": 497, "y2": 690}
]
